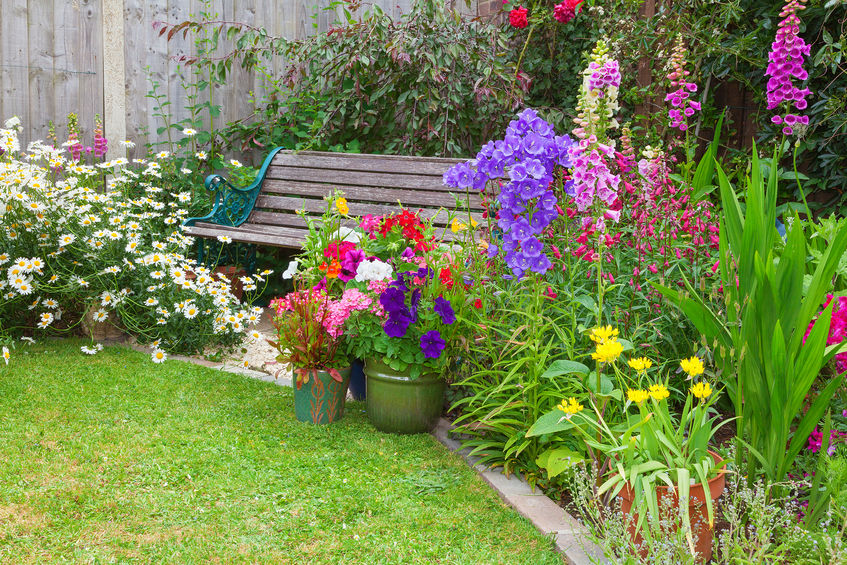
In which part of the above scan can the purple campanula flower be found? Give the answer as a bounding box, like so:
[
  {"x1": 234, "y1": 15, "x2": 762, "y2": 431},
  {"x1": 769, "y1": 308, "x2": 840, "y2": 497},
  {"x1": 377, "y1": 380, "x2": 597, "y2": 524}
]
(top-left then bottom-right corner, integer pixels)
[
  {"x1": 509, "y1": 162, "x2": 529, "y2": 182},
  {"x1": 522, "y1": 236, "x2": 544, "y2": 258},
  {"x1": 524, "y1": 158, "x2": 546, "y2": 179},
  {"x1": 529, "y1": 254, "x2": 552, "y2": 274},
  {"x1": 433, "y1": 296, "x2": 455, "y2": 325},
  {"x1": 487, "y1": 242, "x2": 499, "y2": 258},
  {"x1": 523, "y1": 132, "x2": 546, "y2": 155},
  {"x1": 420, "y1": 330, "x2": 446, "y2": 359}
]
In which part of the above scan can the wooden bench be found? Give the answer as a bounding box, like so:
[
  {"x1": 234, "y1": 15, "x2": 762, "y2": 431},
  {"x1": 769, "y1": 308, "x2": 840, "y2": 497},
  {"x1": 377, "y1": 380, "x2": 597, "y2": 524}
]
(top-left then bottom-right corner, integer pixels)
[{"x1": 182, "y1": 149, "x2": 483, "y2": 268}]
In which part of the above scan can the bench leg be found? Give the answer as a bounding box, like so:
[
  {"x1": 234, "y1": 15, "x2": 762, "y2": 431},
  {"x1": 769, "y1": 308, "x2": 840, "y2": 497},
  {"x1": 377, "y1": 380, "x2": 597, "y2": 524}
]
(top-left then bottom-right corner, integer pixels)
[{"x1": 195, "y1": 238, "x2": 256, "y2": 273}]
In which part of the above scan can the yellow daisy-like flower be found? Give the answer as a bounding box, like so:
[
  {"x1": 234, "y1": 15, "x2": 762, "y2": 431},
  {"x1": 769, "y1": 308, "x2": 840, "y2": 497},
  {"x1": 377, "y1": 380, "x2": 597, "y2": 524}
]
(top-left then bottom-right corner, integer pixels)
[
  {"x1": 627, "y1": 389, "x2": 651, "y2": 404},
  {"x1": 589, "y1": 325, "x2": 619, "y2": 344},
  {"x1": 335, "y1": 197, "x2": 349, "y2": 216},
  {"x1": 680, "y1": 356, "x2": 705, "y2": 378},
  {"x1": 690, "y1": 381, "x2": 713, "y2": 400},
  {"x1": 591, "y1": 338, "x2": 624, "y2": 364},
  {"x1": 648, "y1": 384, "x2": 670, "y2": 401},
  {"x1": 451, "y1": 218, "x2": 468, "y2": 233},
  {"x1": 628, "y1": 357, "x2": 653, "y2": 373},
  {"x1": 556, "y1": 397, "x2": 584, "y2": 417}
]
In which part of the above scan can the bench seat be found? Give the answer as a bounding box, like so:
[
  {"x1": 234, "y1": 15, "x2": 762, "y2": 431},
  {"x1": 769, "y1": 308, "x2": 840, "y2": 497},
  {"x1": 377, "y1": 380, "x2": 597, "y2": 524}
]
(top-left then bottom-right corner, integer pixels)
[{"x1": 183, "y1": 149, "x2": 484, "y2": 259}]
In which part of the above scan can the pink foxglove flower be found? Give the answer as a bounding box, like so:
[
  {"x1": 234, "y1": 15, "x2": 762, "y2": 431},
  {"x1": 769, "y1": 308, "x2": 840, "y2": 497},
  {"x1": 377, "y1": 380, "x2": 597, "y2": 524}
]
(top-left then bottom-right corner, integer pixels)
[{"x1": 765, "y1": 0, "x2": 812, "y2": 135}]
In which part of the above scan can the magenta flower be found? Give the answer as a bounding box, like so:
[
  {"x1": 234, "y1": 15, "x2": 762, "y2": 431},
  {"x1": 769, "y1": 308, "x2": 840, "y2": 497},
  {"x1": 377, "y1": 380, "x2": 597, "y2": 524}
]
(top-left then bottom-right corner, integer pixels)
[{"x1": 765, "y1": 0, "x2": 812, "y2": 135}]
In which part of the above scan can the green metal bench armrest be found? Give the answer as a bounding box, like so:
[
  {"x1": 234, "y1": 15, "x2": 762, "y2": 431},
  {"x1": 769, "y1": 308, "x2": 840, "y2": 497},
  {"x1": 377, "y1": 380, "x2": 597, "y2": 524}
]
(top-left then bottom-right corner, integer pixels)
[{"x1": 183, "y1": 147, "x2": 287, "y2": 228}]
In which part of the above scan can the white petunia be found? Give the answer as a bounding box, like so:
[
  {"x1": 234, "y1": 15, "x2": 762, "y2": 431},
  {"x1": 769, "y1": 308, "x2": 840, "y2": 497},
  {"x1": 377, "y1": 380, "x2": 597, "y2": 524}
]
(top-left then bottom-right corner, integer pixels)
[{"x1": 282, "y1": 260, "x2": 299, "y2": 280}]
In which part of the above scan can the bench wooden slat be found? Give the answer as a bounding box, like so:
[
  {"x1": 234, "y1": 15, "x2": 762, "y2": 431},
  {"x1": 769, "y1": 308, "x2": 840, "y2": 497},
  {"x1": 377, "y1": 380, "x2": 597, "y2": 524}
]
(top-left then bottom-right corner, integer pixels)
[
  {"x1": 184, "y1": 149, "x2": 481, "y2": 252},
  {"x1": 259, "y1": 181, "x2": 481, "y2": 210},
  {"x1": 185, "y1": 223, "x2": 308, "y2": 248},
  {"x1": 270, "y1": 152, "x2": 463, "y2": 176},
  {"x1": 265, "y1": 166, "x2": 457, "y2": 192},
  {"x1": 249, "y1": 208, "x2": 484, "y2": 230}
]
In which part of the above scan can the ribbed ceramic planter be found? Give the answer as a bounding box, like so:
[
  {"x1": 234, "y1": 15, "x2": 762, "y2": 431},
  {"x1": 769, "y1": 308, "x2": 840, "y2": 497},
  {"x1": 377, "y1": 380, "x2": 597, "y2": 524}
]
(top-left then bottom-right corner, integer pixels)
[
  {"x1": 364, "y1": 357, "x2": 445, "y2": 434},
  {"x1": 292, "y1": 366, "x2": 351, "y2": 425},
  {"x1": 618, "y1": 451, "x2": 726, "y2": 563}
]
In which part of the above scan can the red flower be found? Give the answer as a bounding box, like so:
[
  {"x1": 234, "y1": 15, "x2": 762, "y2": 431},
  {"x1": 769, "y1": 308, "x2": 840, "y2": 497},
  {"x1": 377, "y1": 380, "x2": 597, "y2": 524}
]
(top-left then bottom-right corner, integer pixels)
[
  {"x1": 439, "y1": 267, "x2": 454, "y2": 289},
  {"x1": 554, "y1": 0, "x2": 582, "y2": 23},
  {"x1": 509, "y1": 6, "x2": 528, "y2": 28},
  {"x1": 474, "y1": 298, "x2": 483, "y2": 309}
]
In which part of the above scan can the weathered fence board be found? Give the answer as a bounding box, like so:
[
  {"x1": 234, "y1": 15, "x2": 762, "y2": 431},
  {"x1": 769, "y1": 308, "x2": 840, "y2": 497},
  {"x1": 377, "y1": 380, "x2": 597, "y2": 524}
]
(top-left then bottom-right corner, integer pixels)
[{"x1": 1, "y1": 0, "x2": 448, "y2": 153}]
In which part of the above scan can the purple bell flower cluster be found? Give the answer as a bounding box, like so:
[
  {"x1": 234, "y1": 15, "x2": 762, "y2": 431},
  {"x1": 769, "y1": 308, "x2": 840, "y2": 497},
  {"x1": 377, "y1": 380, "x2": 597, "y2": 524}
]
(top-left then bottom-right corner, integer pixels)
[
  {"x1": 443, "y1": 109, "x2": 576, "y2": 278},
  {"x1": 766, "y1": 0, "x2": 812, "y2": 135}
]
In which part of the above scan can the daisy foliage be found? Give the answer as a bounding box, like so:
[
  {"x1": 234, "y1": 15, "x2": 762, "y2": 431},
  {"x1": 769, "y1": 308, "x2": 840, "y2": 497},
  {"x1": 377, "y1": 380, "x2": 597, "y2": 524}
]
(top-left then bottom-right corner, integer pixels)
[{"x1": 0, "y1": 121, "x2": 269, "y2": 359}]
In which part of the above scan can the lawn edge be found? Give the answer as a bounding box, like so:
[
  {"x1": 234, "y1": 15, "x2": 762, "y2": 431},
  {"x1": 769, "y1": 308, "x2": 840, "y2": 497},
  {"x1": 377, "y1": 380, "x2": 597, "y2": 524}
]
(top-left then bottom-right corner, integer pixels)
[
  {"x1": 431, "y1": 419, "x2": 607, "y2": 565},
  {"x1": 125, "y1": 340, "x2": 605, "y2": 564}
]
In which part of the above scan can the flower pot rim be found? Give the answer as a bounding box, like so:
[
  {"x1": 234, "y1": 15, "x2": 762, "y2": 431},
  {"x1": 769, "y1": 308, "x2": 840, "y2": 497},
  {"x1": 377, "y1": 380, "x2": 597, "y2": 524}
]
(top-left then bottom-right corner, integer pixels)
[
  {"x1": 364, "y1": 356, "x2": 442, "y2": 380},
  {"x1": 618, "y1": 450, "x2": 727, "y2": 498}
]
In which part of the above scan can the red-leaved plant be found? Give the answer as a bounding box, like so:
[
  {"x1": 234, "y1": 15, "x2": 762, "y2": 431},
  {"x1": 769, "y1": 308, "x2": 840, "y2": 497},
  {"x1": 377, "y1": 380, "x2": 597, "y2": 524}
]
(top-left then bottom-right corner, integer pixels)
[{"x1": 268, "y1": 281, "x2": 348, "y2": 389}]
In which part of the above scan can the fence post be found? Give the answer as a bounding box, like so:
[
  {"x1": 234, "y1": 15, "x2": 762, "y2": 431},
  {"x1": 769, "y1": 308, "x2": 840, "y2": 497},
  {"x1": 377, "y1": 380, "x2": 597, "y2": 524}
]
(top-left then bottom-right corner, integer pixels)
[{"x1": 102, "y1": 0, "x2": 127, "y2": 158}]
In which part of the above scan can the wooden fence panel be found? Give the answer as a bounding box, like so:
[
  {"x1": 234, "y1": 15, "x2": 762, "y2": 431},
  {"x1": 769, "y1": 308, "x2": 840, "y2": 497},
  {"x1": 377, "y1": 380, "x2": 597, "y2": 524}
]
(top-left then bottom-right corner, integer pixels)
[{"x1": 0, "y1": 0, "x2": 475, "y2": 151}]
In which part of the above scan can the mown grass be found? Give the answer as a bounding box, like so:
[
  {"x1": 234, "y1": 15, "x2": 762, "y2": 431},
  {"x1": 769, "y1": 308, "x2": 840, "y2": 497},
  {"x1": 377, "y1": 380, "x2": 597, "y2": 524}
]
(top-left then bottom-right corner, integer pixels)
[{"x1": 0, "y1": 340, "x2": 560, "y2": 564}]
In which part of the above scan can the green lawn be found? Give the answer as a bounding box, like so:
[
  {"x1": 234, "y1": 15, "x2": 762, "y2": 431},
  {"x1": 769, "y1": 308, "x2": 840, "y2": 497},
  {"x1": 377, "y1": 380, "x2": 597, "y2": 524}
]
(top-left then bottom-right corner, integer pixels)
[{"x1": 0, "y1": 340, "x2": 560, "y2": 564}]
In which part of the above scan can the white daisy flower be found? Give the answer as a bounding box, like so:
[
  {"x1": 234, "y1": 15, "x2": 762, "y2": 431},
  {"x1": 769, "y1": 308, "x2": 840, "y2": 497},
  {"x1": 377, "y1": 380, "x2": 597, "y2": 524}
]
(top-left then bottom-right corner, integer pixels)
[{"x1": 151, "y1": 349, "x2": 167, "y2": 363}]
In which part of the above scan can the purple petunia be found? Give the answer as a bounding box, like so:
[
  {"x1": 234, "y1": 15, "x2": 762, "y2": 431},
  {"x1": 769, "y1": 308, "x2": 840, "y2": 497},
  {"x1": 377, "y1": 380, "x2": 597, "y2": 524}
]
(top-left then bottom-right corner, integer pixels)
[
  {"x1": 384, "y1": 313, "x2": 412, "y2": 338},
  {"x1": 379, "y1": 286, "x2": 407, "y2": 314},
  {"x1": 433, "y1": 296, "x2": 455, "y2": 325},
  {"x1": 420, "y1": 330, "x2": 446, "y2": 359}
]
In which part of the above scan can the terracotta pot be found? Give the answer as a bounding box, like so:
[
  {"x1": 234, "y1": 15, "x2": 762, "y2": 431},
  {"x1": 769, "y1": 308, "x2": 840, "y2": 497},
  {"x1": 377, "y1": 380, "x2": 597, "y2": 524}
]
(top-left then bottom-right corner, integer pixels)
[{"x1": 618, "y1": 451, "x2": 725, "y2": 563}]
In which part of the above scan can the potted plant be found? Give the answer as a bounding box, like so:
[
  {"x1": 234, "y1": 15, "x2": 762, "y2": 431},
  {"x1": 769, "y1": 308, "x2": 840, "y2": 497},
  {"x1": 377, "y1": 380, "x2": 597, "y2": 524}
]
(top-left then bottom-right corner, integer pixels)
[
  {"x1": 341, "y1": 211, "x2": 467, "y2": 433},
  {"x1": 561, "y1": 354, "x2": 730, "y2": 562},
  {"x1": 268, "y1": 282, "x2": 358, "y2": 424}
]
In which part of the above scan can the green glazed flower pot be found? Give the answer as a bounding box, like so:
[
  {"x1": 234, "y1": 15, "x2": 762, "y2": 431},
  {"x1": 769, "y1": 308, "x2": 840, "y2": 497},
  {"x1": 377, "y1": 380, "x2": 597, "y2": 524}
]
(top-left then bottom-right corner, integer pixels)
[
  {"x1": 364, "y1": 357, "x2": 445, "y2": 434},
  {"x1": 293, "y1": 366, "x2": 351, "y2": 425}
]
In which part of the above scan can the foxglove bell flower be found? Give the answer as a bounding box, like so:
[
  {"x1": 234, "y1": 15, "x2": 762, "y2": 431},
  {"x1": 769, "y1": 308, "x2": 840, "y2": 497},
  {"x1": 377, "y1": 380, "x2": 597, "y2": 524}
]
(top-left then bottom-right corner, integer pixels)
[{"x1": 766, "y1": 0, "x2": 812, "y2": 135}]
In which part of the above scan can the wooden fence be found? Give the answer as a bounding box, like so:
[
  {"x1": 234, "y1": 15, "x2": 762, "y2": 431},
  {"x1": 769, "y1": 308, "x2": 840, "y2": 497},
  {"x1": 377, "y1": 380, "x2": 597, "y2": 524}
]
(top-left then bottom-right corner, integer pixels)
[{"x1": 0, "y1": 0, "x2": 473, "y2": 156}]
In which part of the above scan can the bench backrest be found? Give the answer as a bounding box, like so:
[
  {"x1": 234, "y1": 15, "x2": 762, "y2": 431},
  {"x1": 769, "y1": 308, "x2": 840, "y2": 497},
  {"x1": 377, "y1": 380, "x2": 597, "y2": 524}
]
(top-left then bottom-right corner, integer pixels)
[{"x1": 249, "y1": 151, "x2": 484, "y2": 240}]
